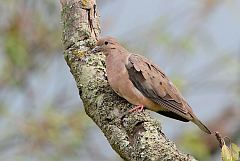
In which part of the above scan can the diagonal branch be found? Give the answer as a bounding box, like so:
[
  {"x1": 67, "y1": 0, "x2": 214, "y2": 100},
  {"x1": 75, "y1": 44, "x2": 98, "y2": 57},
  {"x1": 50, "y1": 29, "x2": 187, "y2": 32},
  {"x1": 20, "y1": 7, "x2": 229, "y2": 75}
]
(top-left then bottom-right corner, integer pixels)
[{"x1": 60, "y1": 0, "x2": 197, "y2": 160}]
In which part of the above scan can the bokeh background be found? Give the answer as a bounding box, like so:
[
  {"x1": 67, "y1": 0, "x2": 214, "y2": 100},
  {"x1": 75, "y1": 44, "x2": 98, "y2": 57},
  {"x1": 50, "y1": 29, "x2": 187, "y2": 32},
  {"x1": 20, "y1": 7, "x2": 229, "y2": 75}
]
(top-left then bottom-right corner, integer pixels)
[{"x1": 0, "y1": 0, "x2": 239, "y2": 161}]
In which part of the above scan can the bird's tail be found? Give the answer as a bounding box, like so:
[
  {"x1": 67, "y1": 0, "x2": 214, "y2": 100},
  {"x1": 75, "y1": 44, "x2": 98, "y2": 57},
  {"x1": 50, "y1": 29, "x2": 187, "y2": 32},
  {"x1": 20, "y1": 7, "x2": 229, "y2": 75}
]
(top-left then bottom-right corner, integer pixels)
[{"x1": 193, "y1": 118, "x2": 211, "y2": 134}]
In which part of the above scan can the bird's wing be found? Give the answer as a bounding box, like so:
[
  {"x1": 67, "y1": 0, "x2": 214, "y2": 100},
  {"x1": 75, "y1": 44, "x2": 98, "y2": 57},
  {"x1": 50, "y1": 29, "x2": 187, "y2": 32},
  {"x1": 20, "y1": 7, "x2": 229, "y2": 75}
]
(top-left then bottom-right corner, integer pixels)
[{"x1": 125, "y1": 54, "x2": 193, "y2": 119}]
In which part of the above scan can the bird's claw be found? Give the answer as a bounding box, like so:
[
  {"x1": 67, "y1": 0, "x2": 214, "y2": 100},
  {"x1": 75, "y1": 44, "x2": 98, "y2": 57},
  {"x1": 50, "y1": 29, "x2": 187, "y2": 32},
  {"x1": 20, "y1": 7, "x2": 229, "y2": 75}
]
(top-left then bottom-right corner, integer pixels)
[{"x1": 129, "y1": 105, "x2": 144, "y2": 113}]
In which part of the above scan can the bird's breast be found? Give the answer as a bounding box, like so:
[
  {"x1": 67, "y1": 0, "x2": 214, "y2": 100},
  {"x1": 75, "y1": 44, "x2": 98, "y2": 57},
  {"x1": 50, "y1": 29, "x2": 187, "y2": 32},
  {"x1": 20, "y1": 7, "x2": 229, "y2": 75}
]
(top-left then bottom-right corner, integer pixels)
[{"x1": 105, "y1": 54, "x2": 162, "y2": 111}]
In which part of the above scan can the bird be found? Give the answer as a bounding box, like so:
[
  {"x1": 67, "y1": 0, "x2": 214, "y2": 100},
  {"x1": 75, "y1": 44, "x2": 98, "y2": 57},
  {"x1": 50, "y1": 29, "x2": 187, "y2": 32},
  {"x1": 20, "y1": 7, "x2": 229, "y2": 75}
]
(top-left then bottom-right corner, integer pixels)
[{"x1": 92, "y1": 36, "x2": 211, "y2": 134}]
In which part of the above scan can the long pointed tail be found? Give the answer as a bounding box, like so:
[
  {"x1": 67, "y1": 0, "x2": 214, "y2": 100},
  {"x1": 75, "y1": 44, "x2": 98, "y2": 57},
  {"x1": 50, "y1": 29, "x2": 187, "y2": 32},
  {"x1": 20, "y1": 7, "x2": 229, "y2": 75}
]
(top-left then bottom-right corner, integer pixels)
[{"x1": 193, "y1": 118, "x2": 211, "y2": 134}]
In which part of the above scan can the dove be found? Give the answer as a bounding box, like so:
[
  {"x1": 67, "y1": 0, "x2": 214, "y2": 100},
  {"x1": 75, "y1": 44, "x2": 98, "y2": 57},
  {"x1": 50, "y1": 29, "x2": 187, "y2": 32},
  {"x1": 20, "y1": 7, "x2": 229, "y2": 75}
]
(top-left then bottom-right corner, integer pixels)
[{"x1": 92, "y1": 36, "x2": 211, "y2": 134}]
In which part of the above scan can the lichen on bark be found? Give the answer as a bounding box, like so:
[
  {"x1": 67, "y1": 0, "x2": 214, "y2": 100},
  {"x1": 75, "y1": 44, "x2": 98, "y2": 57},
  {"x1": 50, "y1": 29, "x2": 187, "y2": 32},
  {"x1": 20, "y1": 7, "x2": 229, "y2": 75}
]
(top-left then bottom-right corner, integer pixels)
[{"x1": 60, "y1": 0, "x2": 197, "y2": 160}]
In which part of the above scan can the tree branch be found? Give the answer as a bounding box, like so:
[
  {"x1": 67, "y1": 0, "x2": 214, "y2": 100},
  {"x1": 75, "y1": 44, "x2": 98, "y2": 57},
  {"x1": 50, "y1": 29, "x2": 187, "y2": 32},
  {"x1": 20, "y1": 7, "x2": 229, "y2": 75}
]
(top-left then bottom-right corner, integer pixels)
[{"x1": 60, "y1": 0, "x2": 197, "y2": 160}]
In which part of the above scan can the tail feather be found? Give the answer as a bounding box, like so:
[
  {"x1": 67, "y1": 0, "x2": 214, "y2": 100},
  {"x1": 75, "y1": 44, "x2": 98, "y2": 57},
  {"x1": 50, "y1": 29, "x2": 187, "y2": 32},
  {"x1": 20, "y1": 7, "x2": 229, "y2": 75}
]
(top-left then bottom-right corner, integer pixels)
[{"x1": 193, "y1": 118, "x2": 211, "y2": 134}]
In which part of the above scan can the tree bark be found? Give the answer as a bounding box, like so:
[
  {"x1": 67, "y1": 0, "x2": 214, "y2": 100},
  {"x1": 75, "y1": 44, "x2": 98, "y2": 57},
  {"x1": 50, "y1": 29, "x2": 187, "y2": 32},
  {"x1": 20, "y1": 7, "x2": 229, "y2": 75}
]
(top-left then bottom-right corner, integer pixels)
[{"x1": 60, "y1": 0, "x2": 197, "y2": 160}]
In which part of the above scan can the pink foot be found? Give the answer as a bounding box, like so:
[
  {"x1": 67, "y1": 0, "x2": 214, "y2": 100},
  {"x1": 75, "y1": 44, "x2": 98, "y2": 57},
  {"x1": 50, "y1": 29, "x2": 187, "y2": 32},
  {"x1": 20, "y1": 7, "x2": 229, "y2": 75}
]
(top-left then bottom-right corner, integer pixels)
[{"x1": 129, "y1": 105, "x2": 144, "y2": 113}]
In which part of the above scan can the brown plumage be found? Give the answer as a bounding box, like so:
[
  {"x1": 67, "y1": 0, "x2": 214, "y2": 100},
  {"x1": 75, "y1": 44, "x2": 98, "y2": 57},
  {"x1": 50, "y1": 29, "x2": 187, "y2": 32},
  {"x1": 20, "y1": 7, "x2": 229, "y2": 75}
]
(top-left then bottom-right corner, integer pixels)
[{"x1": 92, "y1": 36, "x2": 211, "y2": 134}]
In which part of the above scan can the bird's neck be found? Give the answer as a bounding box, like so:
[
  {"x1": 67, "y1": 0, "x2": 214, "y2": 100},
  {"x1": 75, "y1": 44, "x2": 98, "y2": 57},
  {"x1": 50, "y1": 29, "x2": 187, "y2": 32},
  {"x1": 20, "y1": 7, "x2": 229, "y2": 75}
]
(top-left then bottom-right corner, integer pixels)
[
  {"x1": 106, "y1": 50, "x2": 130, "y2": 64},
  {"x1": 106, "y1": 52, "x2": 130, "y2": 73}
]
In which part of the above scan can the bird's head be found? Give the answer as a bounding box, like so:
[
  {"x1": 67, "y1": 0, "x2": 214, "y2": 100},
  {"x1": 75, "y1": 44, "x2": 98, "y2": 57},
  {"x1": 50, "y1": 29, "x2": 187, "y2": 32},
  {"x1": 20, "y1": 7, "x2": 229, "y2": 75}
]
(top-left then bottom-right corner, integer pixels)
[{"x1": 92, "y1": 37, "x2": 123, "y2": 56}]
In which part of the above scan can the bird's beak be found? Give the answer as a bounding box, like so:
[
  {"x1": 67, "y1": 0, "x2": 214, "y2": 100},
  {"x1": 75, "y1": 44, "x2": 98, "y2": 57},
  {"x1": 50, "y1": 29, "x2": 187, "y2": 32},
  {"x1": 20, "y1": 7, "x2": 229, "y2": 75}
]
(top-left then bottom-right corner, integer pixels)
[{"x1": 91, "y1": 45, "x2": 102, "y2": 53}]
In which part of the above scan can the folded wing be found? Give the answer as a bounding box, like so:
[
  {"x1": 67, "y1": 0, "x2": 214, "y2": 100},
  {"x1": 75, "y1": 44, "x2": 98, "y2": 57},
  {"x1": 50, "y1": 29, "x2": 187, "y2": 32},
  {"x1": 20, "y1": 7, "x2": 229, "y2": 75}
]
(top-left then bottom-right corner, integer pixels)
[{"x1": 125, "y1": 54, "x2": 193, "y2": 120}]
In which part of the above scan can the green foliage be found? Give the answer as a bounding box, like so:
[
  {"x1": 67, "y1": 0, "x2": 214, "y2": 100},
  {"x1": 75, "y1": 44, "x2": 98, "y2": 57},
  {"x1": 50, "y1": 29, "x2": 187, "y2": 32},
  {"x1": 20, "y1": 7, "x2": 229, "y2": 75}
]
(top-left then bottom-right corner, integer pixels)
[
  {"x1": 22, "y1": 108, "x2": 90, "y2": 147},
  {"x1": 157, "y1": 32, "x2": 172, "y2": 45},
  {"x1": 0, "y1": 1, "x2": 91, "y2": 160},
  {"x1": 4, "y1": 31, "x2": 28, "y2": 68},
  {"x1": 172, "y1": 75, "x2": 186, "y2": 91},
  {"x1": 179, "y1": 36, "x2": 194, "y2": 52},
  {"x1": 14, "y1": 107, "x2": 92, "y2": 160},
  {"x1": 179, "y1": 132, "x2": 210, "y2": 160},
  {"x1": 231, "y1": 143, "x2": 240, "y2": 160},
  {"x1": 221, "y1": 143, "x2": 240, "y2": 161},
  {"x1": 0, "y1": 105, "x2": 7, "y2": 117},
  {"x1": 0, "y1": 2, "x2": 61, "y2": 87}
]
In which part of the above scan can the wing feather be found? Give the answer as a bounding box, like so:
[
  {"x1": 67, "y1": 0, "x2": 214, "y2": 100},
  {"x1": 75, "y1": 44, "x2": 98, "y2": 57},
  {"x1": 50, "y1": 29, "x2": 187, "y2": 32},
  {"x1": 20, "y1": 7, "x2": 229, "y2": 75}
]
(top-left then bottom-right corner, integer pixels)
[{"x1": 126, "y1": 54, "x2": 192, "y2": 118}]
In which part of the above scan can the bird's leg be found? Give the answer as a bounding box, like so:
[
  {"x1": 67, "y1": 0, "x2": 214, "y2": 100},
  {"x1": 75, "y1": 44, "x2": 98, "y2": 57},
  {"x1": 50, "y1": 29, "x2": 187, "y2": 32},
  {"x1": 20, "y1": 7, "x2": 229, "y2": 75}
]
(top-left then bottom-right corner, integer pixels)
[
  {"x1": 129, "y1": 105, "x2": 144, "y2": 113},
  {"x1": 119, "y1": 105, "x2": 144, "y2": 120}
]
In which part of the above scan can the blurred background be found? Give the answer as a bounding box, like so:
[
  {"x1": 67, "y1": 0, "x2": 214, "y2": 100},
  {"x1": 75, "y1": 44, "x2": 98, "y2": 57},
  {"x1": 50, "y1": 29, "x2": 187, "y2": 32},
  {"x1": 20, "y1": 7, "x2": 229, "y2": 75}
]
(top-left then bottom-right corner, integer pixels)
[{"x1": 0, "y1": 0, "x2": 239, "y2": 161}]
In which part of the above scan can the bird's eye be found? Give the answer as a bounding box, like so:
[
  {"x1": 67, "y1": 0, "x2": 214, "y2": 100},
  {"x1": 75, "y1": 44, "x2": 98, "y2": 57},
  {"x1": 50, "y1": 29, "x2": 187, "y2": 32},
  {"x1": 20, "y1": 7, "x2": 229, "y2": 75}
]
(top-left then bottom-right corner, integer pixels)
[{"x1": 104, "y1": 41, "x2": 109, "y2": 45}]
